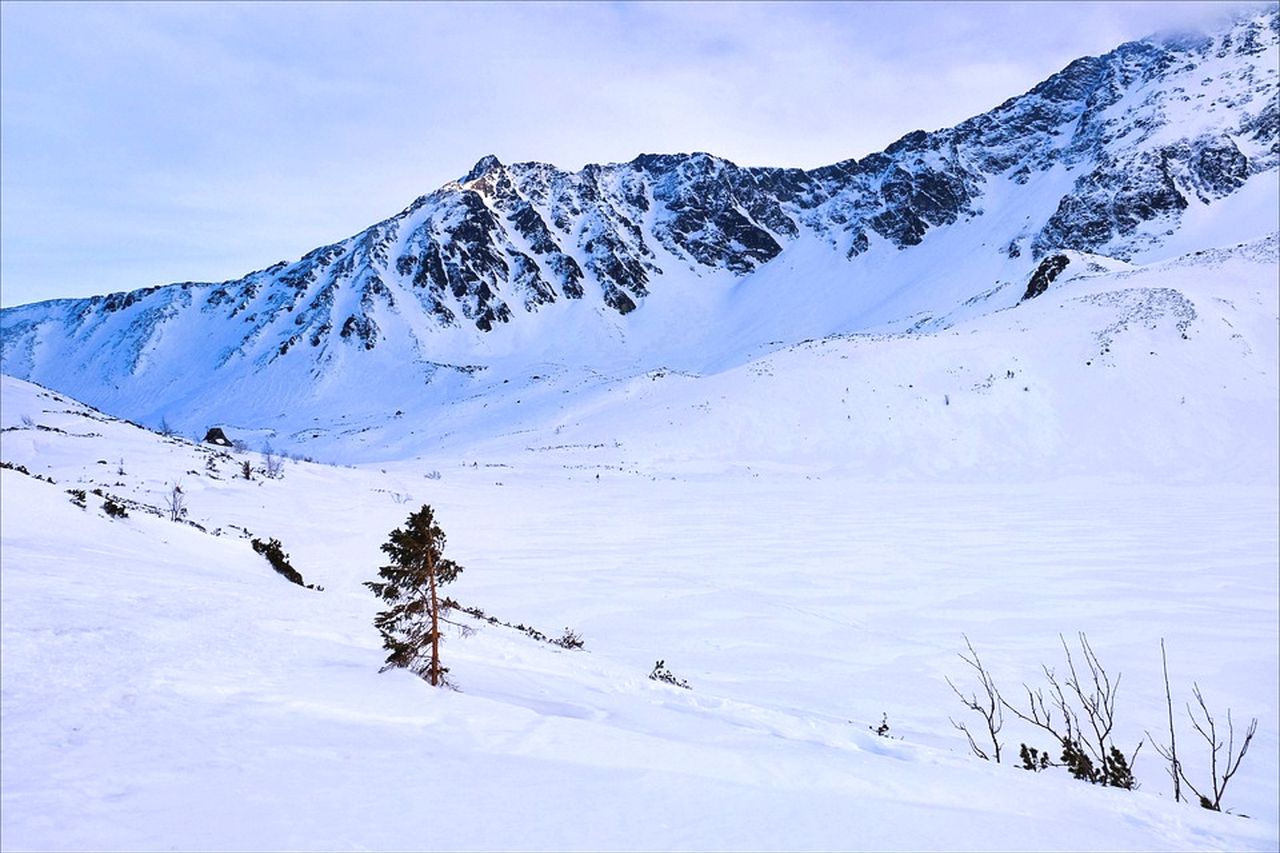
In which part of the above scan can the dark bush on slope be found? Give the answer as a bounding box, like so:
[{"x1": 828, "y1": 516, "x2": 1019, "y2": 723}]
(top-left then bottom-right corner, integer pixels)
[{"x1": 251, "y1": 537, "x2": 320, "y2": 590}]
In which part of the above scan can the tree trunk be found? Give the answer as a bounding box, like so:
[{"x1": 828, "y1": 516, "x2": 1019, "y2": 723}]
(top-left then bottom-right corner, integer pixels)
[{"x1": 426, "y1": 546, "x2": 440, "y2": 686}]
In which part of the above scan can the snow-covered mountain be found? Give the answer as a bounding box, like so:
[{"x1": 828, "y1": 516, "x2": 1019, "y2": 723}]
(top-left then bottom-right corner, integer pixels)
[{"x1": 2, "y1": 8, "x2": 1277, "y2": 456}]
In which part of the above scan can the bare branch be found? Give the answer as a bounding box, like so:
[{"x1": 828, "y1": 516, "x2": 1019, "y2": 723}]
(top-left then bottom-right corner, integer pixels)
[
  {"x1": 1059, "y1": 632, "x2": 1119, "y2": 765},
  {"x1": 1002, "y1": 681, "x2": 1066, "y2": 745},
  {"x1": 1000, "y1": 634, "x2": 1139, "y2": 789},
  {"x1": 1219, "y1": 714, "x2": 1258, "y2": 796},
  {"x1": 1178, "y1": 682, "x2": 1258, "y2": 811},
  {"x1": 950, "y1": 717, "x2": 991, "y2": 761},
  {"x1": 1160, "y1": 639, "x2": 1181, "y2": 802},
  {"x1": 945, "y1": 634, "x2": 1005, "y2": 762}
]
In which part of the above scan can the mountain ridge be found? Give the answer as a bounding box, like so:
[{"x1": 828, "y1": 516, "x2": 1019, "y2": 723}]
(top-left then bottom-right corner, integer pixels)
[{"x1": 1, "y1": 7, "x2": 1276, "y2": 453}]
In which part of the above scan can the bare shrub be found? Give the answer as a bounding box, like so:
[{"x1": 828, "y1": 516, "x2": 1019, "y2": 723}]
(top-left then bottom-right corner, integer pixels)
[
  {"x1": 163, "y1": 481, "x2": 187, "y2": 522},
  {"x1": 946, "y1": 634, "x2": 1005, "y2": 762},
  {"x1": 552, "y1": 628, "x2": 585, "y2": 650},
  {"x1": 262, "y1": 443, "x2": 284, "y2": 479},
  {"x1": 1000, "y1": 633, "x2": 1142, "y2": 789},
  {"x1": 649, "y1": 660, "x2": 690, "y2": 689},
  {"x1": 1150, "y1": 641, "x2": 1258, "y2": 813}
]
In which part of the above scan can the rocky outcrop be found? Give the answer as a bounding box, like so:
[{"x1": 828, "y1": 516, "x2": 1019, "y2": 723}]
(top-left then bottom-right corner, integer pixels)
[{"x1": 1022, "y1": 255, "x2": 1071, "y2": 301}]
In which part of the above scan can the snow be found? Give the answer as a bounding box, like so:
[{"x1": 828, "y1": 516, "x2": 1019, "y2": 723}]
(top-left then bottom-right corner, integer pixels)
[
  {"x1": 1130, "y1": 168, "x2": 1280, "y2": 265},
  {"x1": 2, "y1": 12, "x2": 1277, "y2": 846},
  {"x1": 2, "y1": 227, "x2": 1277, "y2": 850}
]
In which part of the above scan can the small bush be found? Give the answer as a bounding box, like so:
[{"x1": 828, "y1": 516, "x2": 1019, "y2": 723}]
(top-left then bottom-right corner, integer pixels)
[
  {"x1": 1019, "y1": 744, "x2": 1051, "y2": 771},
  {"x1": 1, "y1": 461, "x2": 30, "y2": 475},
  {"x1": 251, "y1": 537, "x2": 308, "y2": 587},
  {"x1": 0, "y1": 460, "x2": 52, "y2": 482},
  {"x1": 452, "y1": 603, "x2": 581, "y2": 650},
  {"x1": 649, "y1": 660, "x2": 691, "y2": 689},
  {"x1": 552, "y1": 628, "x2": 585, "y2": 650},
  {"x1": 103, "y1": 497, "x2": 128, "y2": 518},
  {"x1": 67, "y1": 488, "x2": 87, "y2": 507}
]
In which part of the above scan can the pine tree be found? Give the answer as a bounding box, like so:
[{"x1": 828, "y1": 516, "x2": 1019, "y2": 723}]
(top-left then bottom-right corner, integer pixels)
[{"x1": 364, "y1": 504, "x2": 463, "y2": 686}]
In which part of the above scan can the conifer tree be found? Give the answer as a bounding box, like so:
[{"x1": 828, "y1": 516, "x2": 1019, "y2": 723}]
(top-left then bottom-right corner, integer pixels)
[{"x1": 364, "y1": 504, "x2": 463, "y2": 686}]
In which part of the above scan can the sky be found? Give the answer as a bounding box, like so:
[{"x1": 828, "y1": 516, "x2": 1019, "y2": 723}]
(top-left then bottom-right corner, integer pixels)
[{"x1": 0, "y1": 0, "x2": 1265, "y2": 308}]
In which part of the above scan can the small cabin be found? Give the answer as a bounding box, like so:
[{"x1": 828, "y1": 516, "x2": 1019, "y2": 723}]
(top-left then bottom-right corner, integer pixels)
[{"x1": 203, "y1": 427, "x2": 233, "y2": 447}]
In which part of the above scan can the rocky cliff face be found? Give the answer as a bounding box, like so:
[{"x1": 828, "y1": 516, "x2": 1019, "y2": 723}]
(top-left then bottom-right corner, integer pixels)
[{"x1": 2, "y1": 8, "x2": 1276, "y2": 424}]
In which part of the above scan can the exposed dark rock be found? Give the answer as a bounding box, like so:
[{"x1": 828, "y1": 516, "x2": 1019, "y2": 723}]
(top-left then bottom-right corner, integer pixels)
[
  {"x1": 847, "y1": 230, "x2": 871, "y2": 259},
  {"x1": 1023, "y1": 254, "x2": 1071, "y2": 301},
  {"x1": 462, "y1": 154, "x2": 504, "y2": 183},
  {"x1": 339, "y1": 314, "x2": 379, "y2": 349}
]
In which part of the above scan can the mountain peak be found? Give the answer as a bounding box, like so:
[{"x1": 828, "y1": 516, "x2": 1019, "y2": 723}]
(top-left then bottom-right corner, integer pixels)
[{"x1": 462, "y1": 154, "x2": 505, "y2": 183}]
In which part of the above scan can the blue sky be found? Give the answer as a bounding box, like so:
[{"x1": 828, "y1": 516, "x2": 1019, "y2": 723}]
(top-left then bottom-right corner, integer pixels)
[{"x1": 0, "y1": 0, "x2": 1260, "y2": 307}]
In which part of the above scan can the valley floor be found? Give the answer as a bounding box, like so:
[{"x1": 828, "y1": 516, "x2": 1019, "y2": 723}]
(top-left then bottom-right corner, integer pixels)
[{"x1": 1, "y1": 394, "x2": 1276, "y2": 850}]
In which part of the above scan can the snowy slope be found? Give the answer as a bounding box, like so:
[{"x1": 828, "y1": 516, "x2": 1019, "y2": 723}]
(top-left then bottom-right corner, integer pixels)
[
  {"x1": 1, "y1": 8, "x2": 1276, "y2": 447},
  {"x1": 1, "y1": 377, "x2": 1276, "y2": 851},
  {"x1": 19, "y1": 229, "x2": 1259, "y2": 480},
  {"x1": 487, "y1": 234, "x2": 1279, "y2": 484}
]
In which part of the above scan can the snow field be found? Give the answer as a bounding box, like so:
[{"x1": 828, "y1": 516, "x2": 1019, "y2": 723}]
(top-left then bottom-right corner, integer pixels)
[{"x1": 1, "y1": 373, "x2": 1276, "y2": 851}]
